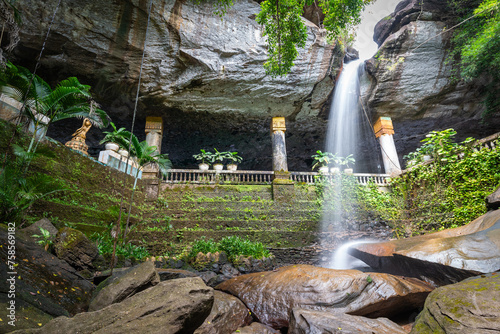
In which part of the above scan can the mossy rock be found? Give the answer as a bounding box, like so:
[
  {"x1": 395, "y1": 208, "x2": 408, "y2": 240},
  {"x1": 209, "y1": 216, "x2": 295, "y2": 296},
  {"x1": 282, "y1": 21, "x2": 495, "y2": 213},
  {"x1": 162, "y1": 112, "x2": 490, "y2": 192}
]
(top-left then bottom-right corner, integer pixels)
[{"x1": 54, "y1": 227, "x2": 99, "y2": 270}]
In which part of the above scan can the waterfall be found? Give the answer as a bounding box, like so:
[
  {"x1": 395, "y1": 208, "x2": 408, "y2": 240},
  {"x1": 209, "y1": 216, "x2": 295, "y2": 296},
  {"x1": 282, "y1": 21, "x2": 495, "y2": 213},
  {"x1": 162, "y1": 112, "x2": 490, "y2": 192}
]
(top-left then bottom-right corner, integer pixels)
[
  {"x1": 320, "y1": 59, "x2": 374, "y2": 270},
  {"x1": 325, "y1": 59, "x2": 364, "y2": 162}
]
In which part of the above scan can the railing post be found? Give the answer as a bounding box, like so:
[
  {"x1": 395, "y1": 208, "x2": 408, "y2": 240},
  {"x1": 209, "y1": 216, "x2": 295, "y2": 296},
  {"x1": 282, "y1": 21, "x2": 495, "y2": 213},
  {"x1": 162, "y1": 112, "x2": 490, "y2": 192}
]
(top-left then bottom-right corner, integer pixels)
[{"x1": 143, "y1": 116, "x2": 164, "y2": 179}]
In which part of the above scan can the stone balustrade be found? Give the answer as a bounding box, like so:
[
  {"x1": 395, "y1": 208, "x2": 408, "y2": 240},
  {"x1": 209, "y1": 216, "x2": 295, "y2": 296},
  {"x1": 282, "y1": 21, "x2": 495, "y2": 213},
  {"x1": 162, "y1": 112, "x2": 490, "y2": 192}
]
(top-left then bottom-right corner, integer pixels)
[{"x1": 162, "y1": 169, "x2": 391, "y2": 186}]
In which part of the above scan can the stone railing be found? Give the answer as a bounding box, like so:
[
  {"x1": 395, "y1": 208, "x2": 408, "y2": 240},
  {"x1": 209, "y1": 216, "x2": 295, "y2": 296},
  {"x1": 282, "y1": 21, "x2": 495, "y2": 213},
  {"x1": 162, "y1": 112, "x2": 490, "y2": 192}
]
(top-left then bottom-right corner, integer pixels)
[
  {"x1": 162, "y1": 169, "x2": 390, "y2": 186},
  {"x1": 163, "y1": 169, "x2": 274, "y2": 184},
  {"x1": 291, "y1": 172, "x2": 390, "y2": 186}
]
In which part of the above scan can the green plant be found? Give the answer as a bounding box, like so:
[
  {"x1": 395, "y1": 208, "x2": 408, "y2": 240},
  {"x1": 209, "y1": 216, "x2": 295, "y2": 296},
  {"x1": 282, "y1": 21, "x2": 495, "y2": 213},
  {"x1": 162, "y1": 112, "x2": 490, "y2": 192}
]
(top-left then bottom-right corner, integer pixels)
[
  {"x1": 193, "y1": 149, "x2": 213, "y2": 165},
  {"x1": 339, "y1": 154, "x2": 355, "y2": 169},
  {"x1": 225, "y1": 151, "x2": 243, "y2": 164},
  {"x1": 99, "y1": 122, "x2": 132, "y2": 149},
  {"x1": 31, "y1": 227, "x2": 53, "y2": 251},
  {"x1": 188, "y1": 237, "x2": 218, "y2": 258},
  {"x1": 311, "y1": 150, "x2": 337, "y2": 170},
  {"x1": 218, "y1": 235, "x2": 270, "y2": 261},
  {"x1": 209, "y1": 148, "x2": 226, "y2": 165}
]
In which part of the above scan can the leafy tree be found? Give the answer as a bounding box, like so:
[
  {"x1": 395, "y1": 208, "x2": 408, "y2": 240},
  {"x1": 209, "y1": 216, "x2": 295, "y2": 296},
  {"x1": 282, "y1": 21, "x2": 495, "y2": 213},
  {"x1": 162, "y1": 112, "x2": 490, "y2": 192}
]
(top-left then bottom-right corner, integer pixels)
[
  {"x1": 449, "y1": 0, "x2": 500, "y2": 115},
  {"x1": 253, "y1": 0, "x2": 372, "y2": 76}
]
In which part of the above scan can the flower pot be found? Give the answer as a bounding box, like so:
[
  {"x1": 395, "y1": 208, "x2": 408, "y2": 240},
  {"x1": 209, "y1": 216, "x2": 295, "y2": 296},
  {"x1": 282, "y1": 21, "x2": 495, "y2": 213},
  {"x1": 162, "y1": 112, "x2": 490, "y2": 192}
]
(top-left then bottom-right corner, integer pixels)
[
  {"x1": 330, "y1": 167, "x2": 340, "y2": 174},
  {"x1": 318, "y1": 166, "x2": 329, "y2": 174},
  {"x1": 343, "y1": 168, "x2": 354, "y2": 175},
  {"x1": 213, "y1": 163, "x2": 224, "y2": 171},
  {"x1": 105, "y1": 142, "x2": 119, "y2": 152},
  {"x1": 198, "y1": 163, "x2": 209, "y2": 171},
  {"x1": 118, "y1": 149, "x2": 129, "y2": 157},
  {"x1": 227, "y1": 164, "x2": 238, "y2": 171}
]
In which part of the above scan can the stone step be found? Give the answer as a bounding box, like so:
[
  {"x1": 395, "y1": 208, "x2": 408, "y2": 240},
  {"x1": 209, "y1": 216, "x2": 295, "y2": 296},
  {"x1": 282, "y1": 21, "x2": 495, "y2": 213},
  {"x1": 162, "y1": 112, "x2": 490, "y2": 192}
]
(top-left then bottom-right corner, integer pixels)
[
  {"x1": 160, "y1": 200, "x2": 320, "y2": 211},
  {"x1": 152, "y1": 209, "x2": 321, "y2": 220}
]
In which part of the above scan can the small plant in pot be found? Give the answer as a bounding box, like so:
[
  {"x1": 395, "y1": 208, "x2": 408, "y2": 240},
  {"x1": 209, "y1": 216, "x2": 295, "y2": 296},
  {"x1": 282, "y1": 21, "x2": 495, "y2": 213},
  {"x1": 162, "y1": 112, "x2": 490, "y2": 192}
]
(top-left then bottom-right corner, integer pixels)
[
  {"x1": 225, "y1": 151, "x2": 243, "y2": 171},
  {"x1": 193, "y1": 149, "x2": 213, "y2": 171},
  {"x1": 311, "y1": 150, "x2": 335, "y2": 173},
  {"x1": 340, "y1": 154, "x2": 355, "y2": 174},
  {"x1": 210, "y1": 148, "x2": 226, "y2": 171},
  {"x1": 99, "y1": 122, "x2": 131, "y2": 153}
]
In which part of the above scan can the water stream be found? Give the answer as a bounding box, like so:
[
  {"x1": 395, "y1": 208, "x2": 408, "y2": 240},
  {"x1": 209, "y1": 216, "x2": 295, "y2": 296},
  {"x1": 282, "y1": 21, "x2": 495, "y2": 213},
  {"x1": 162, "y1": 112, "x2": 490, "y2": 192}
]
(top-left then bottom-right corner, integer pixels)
[{"x1": 321, "y1": 60, "x2": 375, "y2": 269}]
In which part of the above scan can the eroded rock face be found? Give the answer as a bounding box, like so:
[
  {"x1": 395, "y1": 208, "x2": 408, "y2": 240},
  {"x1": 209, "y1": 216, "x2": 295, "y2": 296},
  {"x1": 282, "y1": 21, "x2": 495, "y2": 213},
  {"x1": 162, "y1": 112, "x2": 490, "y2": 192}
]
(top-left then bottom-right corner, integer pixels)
[
  {"x1": 289, "y1": 308, "x2": 407, "y2": 334},
  {"x1": 215, "y1": 264, "x2": 433, "y2": 329},
  {"x1": 12, "y1": 0, "x2": 343, "y2": 170},
  {"x1": 410, "y1": 273, "x2": 500, "y2": 334},
  {"x1": 13, "y1": 277, "x2": 214, "y2": 334},
  {"x1": 349, "y1": 210, "x2": 500, "y2": 286},
  {"x1": 363, "y1": 0, "x2": 500, "y2": 164}
]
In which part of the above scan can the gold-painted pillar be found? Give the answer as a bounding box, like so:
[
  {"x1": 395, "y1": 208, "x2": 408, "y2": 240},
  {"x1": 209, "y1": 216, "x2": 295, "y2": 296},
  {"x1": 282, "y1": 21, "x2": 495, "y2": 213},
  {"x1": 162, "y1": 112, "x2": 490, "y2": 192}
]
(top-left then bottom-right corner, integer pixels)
[
  {"x1": 145, "y1": 116, "x2": 163, "y2": 155},
  {"x1": 271, "y1": 117, "x2": 288, "y2": 172},
  {"x1": 143, "y1": 116, "x2": 164, "y2": 179},
  {"x1": 374, "y1": 117, "x2": 401, "y2": 175}
]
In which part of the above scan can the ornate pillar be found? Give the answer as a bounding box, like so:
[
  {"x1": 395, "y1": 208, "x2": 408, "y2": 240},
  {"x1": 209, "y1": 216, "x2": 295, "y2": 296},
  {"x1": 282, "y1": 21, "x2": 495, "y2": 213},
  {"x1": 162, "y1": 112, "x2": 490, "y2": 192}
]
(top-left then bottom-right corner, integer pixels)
[
  {"x1": 374, "y1": 117, "x2": 401, "y2": 175},
  {"x1": 143, "y1": 116, "x2": 164, "y2": 179},
  {"x1": 145, "y1": 116, "x2": 163, "y2": 155},
  {"x1": 271, "y1": 117, "x2": 288, "y2": 172}
]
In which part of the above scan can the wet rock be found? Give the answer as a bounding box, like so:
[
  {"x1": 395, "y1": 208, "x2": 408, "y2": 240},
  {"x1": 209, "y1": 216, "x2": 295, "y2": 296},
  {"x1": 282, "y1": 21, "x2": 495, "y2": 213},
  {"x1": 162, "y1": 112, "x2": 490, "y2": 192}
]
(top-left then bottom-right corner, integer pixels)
[
  {"x1": 0, "y1": 225, "x2": 94, "y2": 323},
  {"x1": 89, "y1": 261, "x2": 160, "y2": 311},
  {"x1": 410, "y1": 273, "x2": 500, "y2": 334},
  {"x1": 53, "y1": 227, "x2": 99, "y2": 270},
  {"x1": 194, "y1": 291, "x2": 252, "y2": 334},
  {"x1": 215, "y1": 264, "x2": 433, "y2": 329},
  {"x1": 349, "y1": 210, "x2": 500, "y2": 286},
  {"x1": 12, "y1": 277, "x2": 213, "y2": 334},
  {"x1": 289, "y1": 308, "x2": 407, "y2": 334},
  {"x1": 221, "y1": 263, "x2": 239, "y2": 278},
  {"x1": 233, "y1": 322, "x2": 280, "y2": 334}
]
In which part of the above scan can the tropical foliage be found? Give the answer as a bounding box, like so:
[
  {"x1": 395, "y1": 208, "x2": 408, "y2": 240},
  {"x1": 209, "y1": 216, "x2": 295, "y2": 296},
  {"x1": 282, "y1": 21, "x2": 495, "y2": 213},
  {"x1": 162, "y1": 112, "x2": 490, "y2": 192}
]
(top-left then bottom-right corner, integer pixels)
[
  {"x1": 188, "y1": 235, "x2": 270, "y2": 262},
  {"x1": 448, "y1": 0, "x2": 500, "y2": 115}
]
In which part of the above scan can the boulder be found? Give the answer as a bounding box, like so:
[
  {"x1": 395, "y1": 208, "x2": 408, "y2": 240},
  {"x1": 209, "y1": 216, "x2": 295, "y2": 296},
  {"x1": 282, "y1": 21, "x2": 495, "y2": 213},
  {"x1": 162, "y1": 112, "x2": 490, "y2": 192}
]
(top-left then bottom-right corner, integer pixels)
[
  {"x1": 89, "y1": 261, "x2": 160, "y2": 311},
  {"x1": 0, "y1": 225, "x2": 94, "y2": 321},
  {"x1": 349, "y1": 210, "x2": 500, "y2": 286},
  {"x1": 20, "y1": 218, "x2": 58, "y2": 244},
  {"x1": 215, "y1": 264, "x2": 433, "y2": 329},
  {"x1": 486, "y1": 186, "x2": 500, "y2": 210},
  {"x1": 233, "y1": 322, "x2": 280, "y2": 334},
  {"x1": 194, "y1": 290, "x2": 252, "y2": 334},
  {"x1": 53, "y1": 227, "x2": 99, "y2": 270},
  {"x1": 410, "y1": 273, "x2": 500, "y2": 334},
  {"x1": 12, "y1": 277, "x2": 213, "y2": 334},
  {"x1": 288, "y1": 308, "x2": 407, "y2": 334}
]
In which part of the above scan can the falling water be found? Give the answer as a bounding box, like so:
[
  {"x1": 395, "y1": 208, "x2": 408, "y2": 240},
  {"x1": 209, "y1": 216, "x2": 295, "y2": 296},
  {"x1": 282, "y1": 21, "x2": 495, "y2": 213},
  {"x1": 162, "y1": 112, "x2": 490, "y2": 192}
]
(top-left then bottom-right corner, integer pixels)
[
  {"x1": 321, "y1": 59, "x2": 374, "y2": 269},
  {"x1": 325, "y1": 59, "x2": 364, "y2": 162}
]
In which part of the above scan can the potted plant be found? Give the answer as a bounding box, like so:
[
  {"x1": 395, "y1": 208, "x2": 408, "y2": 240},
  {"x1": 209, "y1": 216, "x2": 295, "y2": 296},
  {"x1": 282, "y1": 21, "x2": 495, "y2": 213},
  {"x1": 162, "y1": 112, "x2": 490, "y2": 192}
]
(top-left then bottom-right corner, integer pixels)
[
  {"x1": 225, "y1": 151, "x2": 243, "y2": 171},
  {"x1": 210, "y1": 148, "x2": 226, "y2": 171},
  {"x1": 193, "y1": 149, "x2": 213, "y2": 171},
  {"x1": 311, "y1": 150, "x2": 335, "y2": 174},
  {"x1": 340, "y1": 154, "x2": 355, "y2": 174},
  {"x1": 99, "y1": 122, "x2": 131, "y2": 153}
]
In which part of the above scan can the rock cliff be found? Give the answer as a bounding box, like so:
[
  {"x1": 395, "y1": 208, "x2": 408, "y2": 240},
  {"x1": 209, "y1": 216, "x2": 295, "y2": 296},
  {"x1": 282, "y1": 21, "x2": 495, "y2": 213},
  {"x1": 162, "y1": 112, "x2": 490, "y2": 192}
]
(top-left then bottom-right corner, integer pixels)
[
  {"x1": 362, "y1": 0, "x2": 500, "y2": 164},
  {"x1": 10, "y1": 0, "x2": 343, "y2": 170}
]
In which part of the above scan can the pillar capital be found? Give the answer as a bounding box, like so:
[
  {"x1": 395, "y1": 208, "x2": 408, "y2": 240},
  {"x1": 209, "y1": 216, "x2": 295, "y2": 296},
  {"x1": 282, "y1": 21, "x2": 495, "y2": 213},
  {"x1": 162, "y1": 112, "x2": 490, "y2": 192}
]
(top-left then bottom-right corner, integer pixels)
[
  {"x1": 271, "y1": 116, "x2": 286, "y2": 133},
  {"x1": 374, "y1": 117, "x2": 394, "y2": 138},
  {"x1": 145, "y1": 116, "x2": 163, "y2": 135}
]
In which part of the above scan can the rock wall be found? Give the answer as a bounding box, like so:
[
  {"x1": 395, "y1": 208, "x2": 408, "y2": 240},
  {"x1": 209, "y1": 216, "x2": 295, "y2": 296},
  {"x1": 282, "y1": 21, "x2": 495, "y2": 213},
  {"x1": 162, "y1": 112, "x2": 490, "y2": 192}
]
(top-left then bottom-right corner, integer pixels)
[
  {"x1": 362, "y1": 0, "x2": 500, "y2": 166},
  {"x1": 10, "y1": 0, "x2": 344, "y2": 170}
]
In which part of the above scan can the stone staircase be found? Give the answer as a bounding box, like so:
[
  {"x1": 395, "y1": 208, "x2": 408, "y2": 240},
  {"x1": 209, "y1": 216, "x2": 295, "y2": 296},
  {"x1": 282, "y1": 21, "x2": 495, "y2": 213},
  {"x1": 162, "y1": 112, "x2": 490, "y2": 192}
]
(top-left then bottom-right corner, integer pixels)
[{"x1": 130, "y1": 184, "x2": 324, "y2": 255}]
